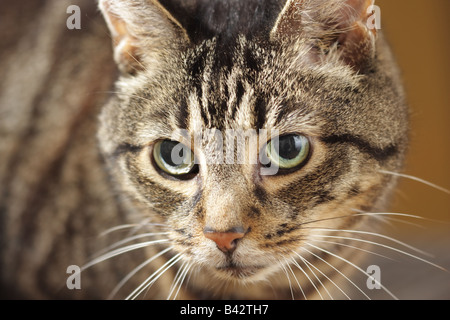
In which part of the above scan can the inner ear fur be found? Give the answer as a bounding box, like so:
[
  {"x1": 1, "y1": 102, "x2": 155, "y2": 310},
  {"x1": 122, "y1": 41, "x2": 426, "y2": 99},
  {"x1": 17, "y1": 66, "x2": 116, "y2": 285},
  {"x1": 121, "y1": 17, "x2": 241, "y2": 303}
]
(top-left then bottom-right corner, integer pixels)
[
  {"x1": 271, "y1": 0, "x2": 377, "y2": 72},
  {"x1": 99, "y1": 0, "x2": 190, "y2": 75}
]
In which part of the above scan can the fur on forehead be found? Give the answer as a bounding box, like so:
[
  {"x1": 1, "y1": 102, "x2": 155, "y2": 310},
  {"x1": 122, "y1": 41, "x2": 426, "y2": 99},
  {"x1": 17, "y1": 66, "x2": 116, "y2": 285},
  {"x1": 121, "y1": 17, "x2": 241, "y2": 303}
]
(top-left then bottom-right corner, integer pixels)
[{"x1": 182, "y1": 36, "x2": 363, "y2": 129}]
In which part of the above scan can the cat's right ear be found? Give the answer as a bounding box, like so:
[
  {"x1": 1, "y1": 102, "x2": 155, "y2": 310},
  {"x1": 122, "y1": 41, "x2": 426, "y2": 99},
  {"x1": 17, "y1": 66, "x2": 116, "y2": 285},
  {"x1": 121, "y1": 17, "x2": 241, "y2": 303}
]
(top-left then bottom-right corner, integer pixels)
[
  {"x1": 99, "y1": 0, "x2": 189, "y2": 75},
  {"x1": 271, "y1": 0, "x2": 377, "y2": 73}
]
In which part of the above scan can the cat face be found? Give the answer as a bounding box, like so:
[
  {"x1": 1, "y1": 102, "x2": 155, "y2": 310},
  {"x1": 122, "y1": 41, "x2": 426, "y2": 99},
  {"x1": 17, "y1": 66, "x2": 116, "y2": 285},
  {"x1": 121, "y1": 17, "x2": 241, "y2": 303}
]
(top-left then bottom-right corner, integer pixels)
[{"x1": 98, "y1": 0, "x2": 408, "y2": 291}]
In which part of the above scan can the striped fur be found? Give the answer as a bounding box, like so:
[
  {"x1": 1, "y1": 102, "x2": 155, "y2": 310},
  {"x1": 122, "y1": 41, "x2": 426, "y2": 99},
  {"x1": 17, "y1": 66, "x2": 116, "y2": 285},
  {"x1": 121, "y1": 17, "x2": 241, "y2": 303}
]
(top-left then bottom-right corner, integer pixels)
[{"x1": 1, "y1": 0, "x2": 411, "y2": 299}]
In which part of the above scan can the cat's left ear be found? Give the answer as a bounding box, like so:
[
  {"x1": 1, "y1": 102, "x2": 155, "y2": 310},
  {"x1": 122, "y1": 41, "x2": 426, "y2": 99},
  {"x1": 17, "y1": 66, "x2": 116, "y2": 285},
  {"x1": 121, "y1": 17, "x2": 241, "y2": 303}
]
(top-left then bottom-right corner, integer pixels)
[
  {"x1": 271, "y1": 0, "x2": 378, "y2": 72},
  {"x1": 99, "y1": 0, "x2": 189, "y2": 74}
]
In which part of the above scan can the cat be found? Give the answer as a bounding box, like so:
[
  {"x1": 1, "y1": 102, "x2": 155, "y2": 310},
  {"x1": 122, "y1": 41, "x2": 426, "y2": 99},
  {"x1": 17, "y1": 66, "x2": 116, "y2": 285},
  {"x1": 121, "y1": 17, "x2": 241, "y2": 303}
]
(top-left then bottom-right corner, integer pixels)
[{"x1": 0, "y1": 0, "x2": 446, "y2": 300}]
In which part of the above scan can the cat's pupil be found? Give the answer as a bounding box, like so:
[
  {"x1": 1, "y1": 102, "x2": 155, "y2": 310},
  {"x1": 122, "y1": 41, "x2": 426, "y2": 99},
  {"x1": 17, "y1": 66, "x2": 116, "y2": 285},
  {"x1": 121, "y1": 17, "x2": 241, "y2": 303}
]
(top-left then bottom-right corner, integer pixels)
[
  {"x1": 160, "y1": 140, "x2": 184, "y2": 166},
  {"x1": 277, "y1": 135, "x2": 303, "y2": 160}
]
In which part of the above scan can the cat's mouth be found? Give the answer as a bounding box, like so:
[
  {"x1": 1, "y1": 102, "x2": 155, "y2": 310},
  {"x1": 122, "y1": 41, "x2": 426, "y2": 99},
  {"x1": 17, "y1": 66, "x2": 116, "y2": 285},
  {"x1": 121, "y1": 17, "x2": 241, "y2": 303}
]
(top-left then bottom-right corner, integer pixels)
[{"x1": 216, "y1": 263, "x2": 265, "y2": 278}]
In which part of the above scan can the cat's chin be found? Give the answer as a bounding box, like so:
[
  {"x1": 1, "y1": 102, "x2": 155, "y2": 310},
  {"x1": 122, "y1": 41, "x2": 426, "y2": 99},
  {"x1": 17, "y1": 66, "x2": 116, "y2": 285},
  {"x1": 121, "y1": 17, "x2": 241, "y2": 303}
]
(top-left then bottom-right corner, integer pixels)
[{"x1": 209, "y1": 262, "x2": 273, "y2": 283}]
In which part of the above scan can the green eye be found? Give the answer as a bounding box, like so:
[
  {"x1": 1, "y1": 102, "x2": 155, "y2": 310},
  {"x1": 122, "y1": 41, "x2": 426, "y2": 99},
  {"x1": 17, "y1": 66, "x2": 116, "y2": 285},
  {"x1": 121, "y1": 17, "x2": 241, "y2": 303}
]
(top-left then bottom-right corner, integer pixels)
[
  {"x1": 153, "y1": 140, "x2": 197, "y2": 177},
  {"x1": 265, "y1": 134, "x2": 310, "y2": 170}
]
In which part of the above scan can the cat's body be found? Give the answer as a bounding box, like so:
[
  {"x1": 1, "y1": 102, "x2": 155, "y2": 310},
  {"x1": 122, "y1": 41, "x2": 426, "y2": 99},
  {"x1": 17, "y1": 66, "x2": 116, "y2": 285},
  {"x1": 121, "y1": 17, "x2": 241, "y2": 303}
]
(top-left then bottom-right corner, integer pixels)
[{"x1": 1, "y1": 0, "x2": 443, "y2": 300}]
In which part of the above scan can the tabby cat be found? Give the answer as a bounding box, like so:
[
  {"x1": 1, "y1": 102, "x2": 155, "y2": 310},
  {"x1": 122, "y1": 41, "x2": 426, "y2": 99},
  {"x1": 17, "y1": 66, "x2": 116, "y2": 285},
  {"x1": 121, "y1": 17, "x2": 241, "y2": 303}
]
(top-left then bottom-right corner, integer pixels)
[{"x1": 0, "y1": 0, "x2": 445, "y2": 300}]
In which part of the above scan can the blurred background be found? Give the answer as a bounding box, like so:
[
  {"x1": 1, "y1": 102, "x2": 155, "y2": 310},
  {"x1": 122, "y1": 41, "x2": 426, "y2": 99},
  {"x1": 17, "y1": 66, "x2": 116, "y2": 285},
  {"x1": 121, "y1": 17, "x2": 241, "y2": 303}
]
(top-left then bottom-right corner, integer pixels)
[
  {"x1": 377, "y1": 0, "x2": 450, "y2": 225},
  {"x1": 364, "y1": 0, "x2": 450, "y2": 299}
]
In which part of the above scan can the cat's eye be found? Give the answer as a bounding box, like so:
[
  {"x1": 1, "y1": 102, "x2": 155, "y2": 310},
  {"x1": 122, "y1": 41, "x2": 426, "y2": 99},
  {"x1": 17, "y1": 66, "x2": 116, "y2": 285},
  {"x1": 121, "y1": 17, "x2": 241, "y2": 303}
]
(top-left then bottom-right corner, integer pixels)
[
  {"x1": 264, "y1": 134, "x2": 310, "y2": 170},
  {"x1": 153, "y1": 140, "x2": 197, "y2": 177}
]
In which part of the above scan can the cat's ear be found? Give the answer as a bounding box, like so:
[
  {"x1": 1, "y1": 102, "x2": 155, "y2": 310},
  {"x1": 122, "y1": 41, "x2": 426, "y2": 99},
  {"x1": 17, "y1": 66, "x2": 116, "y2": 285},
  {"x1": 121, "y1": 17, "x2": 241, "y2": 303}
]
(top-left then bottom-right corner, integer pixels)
[
  {"x1": 99, "y1": 0, "x2": 189, "y2": 74},
  {"x1": 271, "y1": 0, "x2": 377, "y2": 72}
]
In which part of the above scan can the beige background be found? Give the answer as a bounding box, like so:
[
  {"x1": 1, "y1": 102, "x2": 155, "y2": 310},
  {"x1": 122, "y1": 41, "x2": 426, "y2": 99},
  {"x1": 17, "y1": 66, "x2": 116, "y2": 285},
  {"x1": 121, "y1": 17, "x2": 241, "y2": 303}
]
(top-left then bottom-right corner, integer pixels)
[{"x1": 376, "y1": 0, "x2": 450, "y2": 226}]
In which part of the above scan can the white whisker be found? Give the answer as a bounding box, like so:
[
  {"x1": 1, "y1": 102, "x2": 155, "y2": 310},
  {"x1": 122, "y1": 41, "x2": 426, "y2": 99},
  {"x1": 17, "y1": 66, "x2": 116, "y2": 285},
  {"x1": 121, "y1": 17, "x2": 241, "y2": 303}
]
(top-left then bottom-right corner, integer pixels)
[
  {"x1": 173, "y1": 262, "x2": 193, "y2": 300},
  {"x1": 292, "y1": 251, "x2": 332, "y2": 299},
  {"x1": 301, "y1": 247, "x2": 364, "y2": 299},
  {"x1": 285, "y1": 259, "x2": 305, "y2": 300},
  {"x1": 99, "y1": 220, "x2": 169, "y2": 237},
  {"x1": 126, "y1": 251, "x2": 185, "y2": 300},
  {"x1": 311, "y1": 228, "x2": 431, "y2": 256},
  {"x1": 293, "y1": 250, "x2": 348, "y2": 300},
  {"x1": 380, "y1": 170, "x2": 450, "y2": 195},
  {"x1": 378, "y1": 216, "x2": 428, "y2": 229},
  {"x1": 300, "y1": 211, "x2": 428, "y2": 229},
  {"x1": 108, "y1": 246, "x2": 174, "y2": 299},
  {"x1": 83, "y1": 240, "x2": 170, "y2": 271},
  {"x1": 279, "y1": 261, "x2": 296, "y2": 300},
  {"x1": 351, "y1": 209, "x2": 447, "y2": 225},
  {"x1": 289, "y1": 257, "x2": 323, "y2": 300},
  {"x1": 307, "y1": 242, "x2": 398, "y2": 300},
  {"x1": 312, "y1": 239, "x2": 395, "y2": 261},
  {"x1": 81, "y1": 239, "x2": 170, "y2": 272},
  {"x1": 310, "y1": 234, "x2": 446, "y2": 271},
  {"x1": 97, "y1": 232, "x2": 171, "y2": 256},
  {"x1": 167, "y1": 260, "x2": 188, "y2": 300}
]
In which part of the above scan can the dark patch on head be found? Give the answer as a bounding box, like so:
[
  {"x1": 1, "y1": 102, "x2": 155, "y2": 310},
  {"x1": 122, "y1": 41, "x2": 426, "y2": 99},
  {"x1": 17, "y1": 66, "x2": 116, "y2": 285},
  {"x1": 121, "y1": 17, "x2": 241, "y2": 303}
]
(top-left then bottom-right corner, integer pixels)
[
  {"x1": 235, "y1": 80, "x2": 245, "y2": 109},
  {"x1": 175, "y1": 228, "x2": 193, "y2": 239},
  {"x1": 176, "y1": 102, "x2": 190, "y2": 130},
  {"x1": 159, "y1": 0, "x2": 283, "y2": 44},
  {"x1": 175, "y1": 238, "x2": 194, "y2": 246},
  {"x1": 193, "y1": 201, "x2": 205, "y2": 220},
  {"x1": 244, "y1": 44, "x2": 262, "y2": 74},
  {"x1": 273, "y1": 96, "x2": 305, "y2": 127},
  {"x1": 263, "y1": 237, "x2": 300, "y2": 247},
  {"x1": 247, "y1": 206, "x2": 261, "y2": 218},
  {"x1": 311, "y1": 189, "x2": 336, "y2": 206},
  {"x1": 348, "y1": 184, "x2": 361, "y2": 196},
  {"x1": 253, "y1": 184, "x2": 268, "y2": 204},
  {"x1": 321, "y1": 134, "x2": 398, "y2": 162},
  {"x1": 265, "y1": 223, "x2": 299, "y2": 240},
  {"x1": 254, "y1": 95, "x2": 266, "y2": 129},
  {"x1": 112, "y1": 143, "x2": 143, "y2": 158}
]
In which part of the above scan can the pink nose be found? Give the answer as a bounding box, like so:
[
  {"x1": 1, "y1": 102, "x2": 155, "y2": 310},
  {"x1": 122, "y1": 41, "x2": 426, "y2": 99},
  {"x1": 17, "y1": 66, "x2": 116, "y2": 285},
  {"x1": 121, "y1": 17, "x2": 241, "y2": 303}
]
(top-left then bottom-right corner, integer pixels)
[{"x1": 203, "y1": 227, "x2": 246, "y2": 253}]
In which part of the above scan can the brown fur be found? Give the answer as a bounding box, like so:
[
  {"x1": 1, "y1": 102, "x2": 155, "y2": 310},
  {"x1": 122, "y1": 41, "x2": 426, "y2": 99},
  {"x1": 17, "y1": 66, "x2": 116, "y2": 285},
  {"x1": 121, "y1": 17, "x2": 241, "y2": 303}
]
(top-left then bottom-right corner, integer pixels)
[{"x1": 1, "y1": 0, "x2": 413, "y2": 299}]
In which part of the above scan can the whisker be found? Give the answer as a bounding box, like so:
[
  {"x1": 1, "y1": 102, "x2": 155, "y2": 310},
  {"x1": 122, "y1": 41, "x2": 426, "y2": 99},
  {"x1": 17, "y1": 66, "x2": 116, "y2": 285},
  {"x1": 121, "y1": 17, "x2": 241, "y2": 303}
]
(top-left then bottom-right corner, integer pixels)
[
  {"x1": 81, "y1": 239, "x2": 170, "y2": 272},
  {"x1": 289, "y1": 257, "x2": 324, "y2": 300},
  {"x1": 285, "y1": 259, "x2": 305, "y2": 300},
  {"x1": 307, "y1": 242, "x2": 398, "y2": 300},
  {"x1": 279, "y1": 260, "x2": 296, "y2": 300},
  {"x1": 108, "y1": 246, "x2": 174, "y2": 299},
  {"x1": 182, "y1": 263, "x2": 194, "y2": 299},
  {"x1": 173, "y1": 262, "x2": 193, "y2": 300},
  {"x1": 310, "y1": 228, "x2": 431, "y2": 256},
  {"x1": 167, "y1": 260, "x2": 188, "y2": 300},
  {"x1": 309, "y1": 234, "x2": 446, "y2": 271},
  {"x1": 312, "y1": 239, "x2": 395, "y2": 261},
  {"x1": 292, "y1": 251, "x2": 334, "y2": 299},
  {"x1": 97, "y1": 232, "x2": 171, "y2": 256},
  {"x1": 301, "y1": 247, "x2": 366, "y2": 299},
  {"x1": 351, "y1": 209, "x2": 448, "y2": 225},
  {"x1": 126, "y1": 251, "x2": 185, "y2": 300},
  {"x1": 377, "y1": 216, "x2": 428, "y2": 229},
  {"x1": 379, "y1": 170, "x2": 450, "y2": 195},
  {"x1": 299, "y1": 211, "x2": 427, "y2": 229},
  {"x1": 99, "y1": 219, "x2": 170, "y2": 237},
  {"x1": 293, "y1": 250, "x2": 348, "y2": 300}
]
